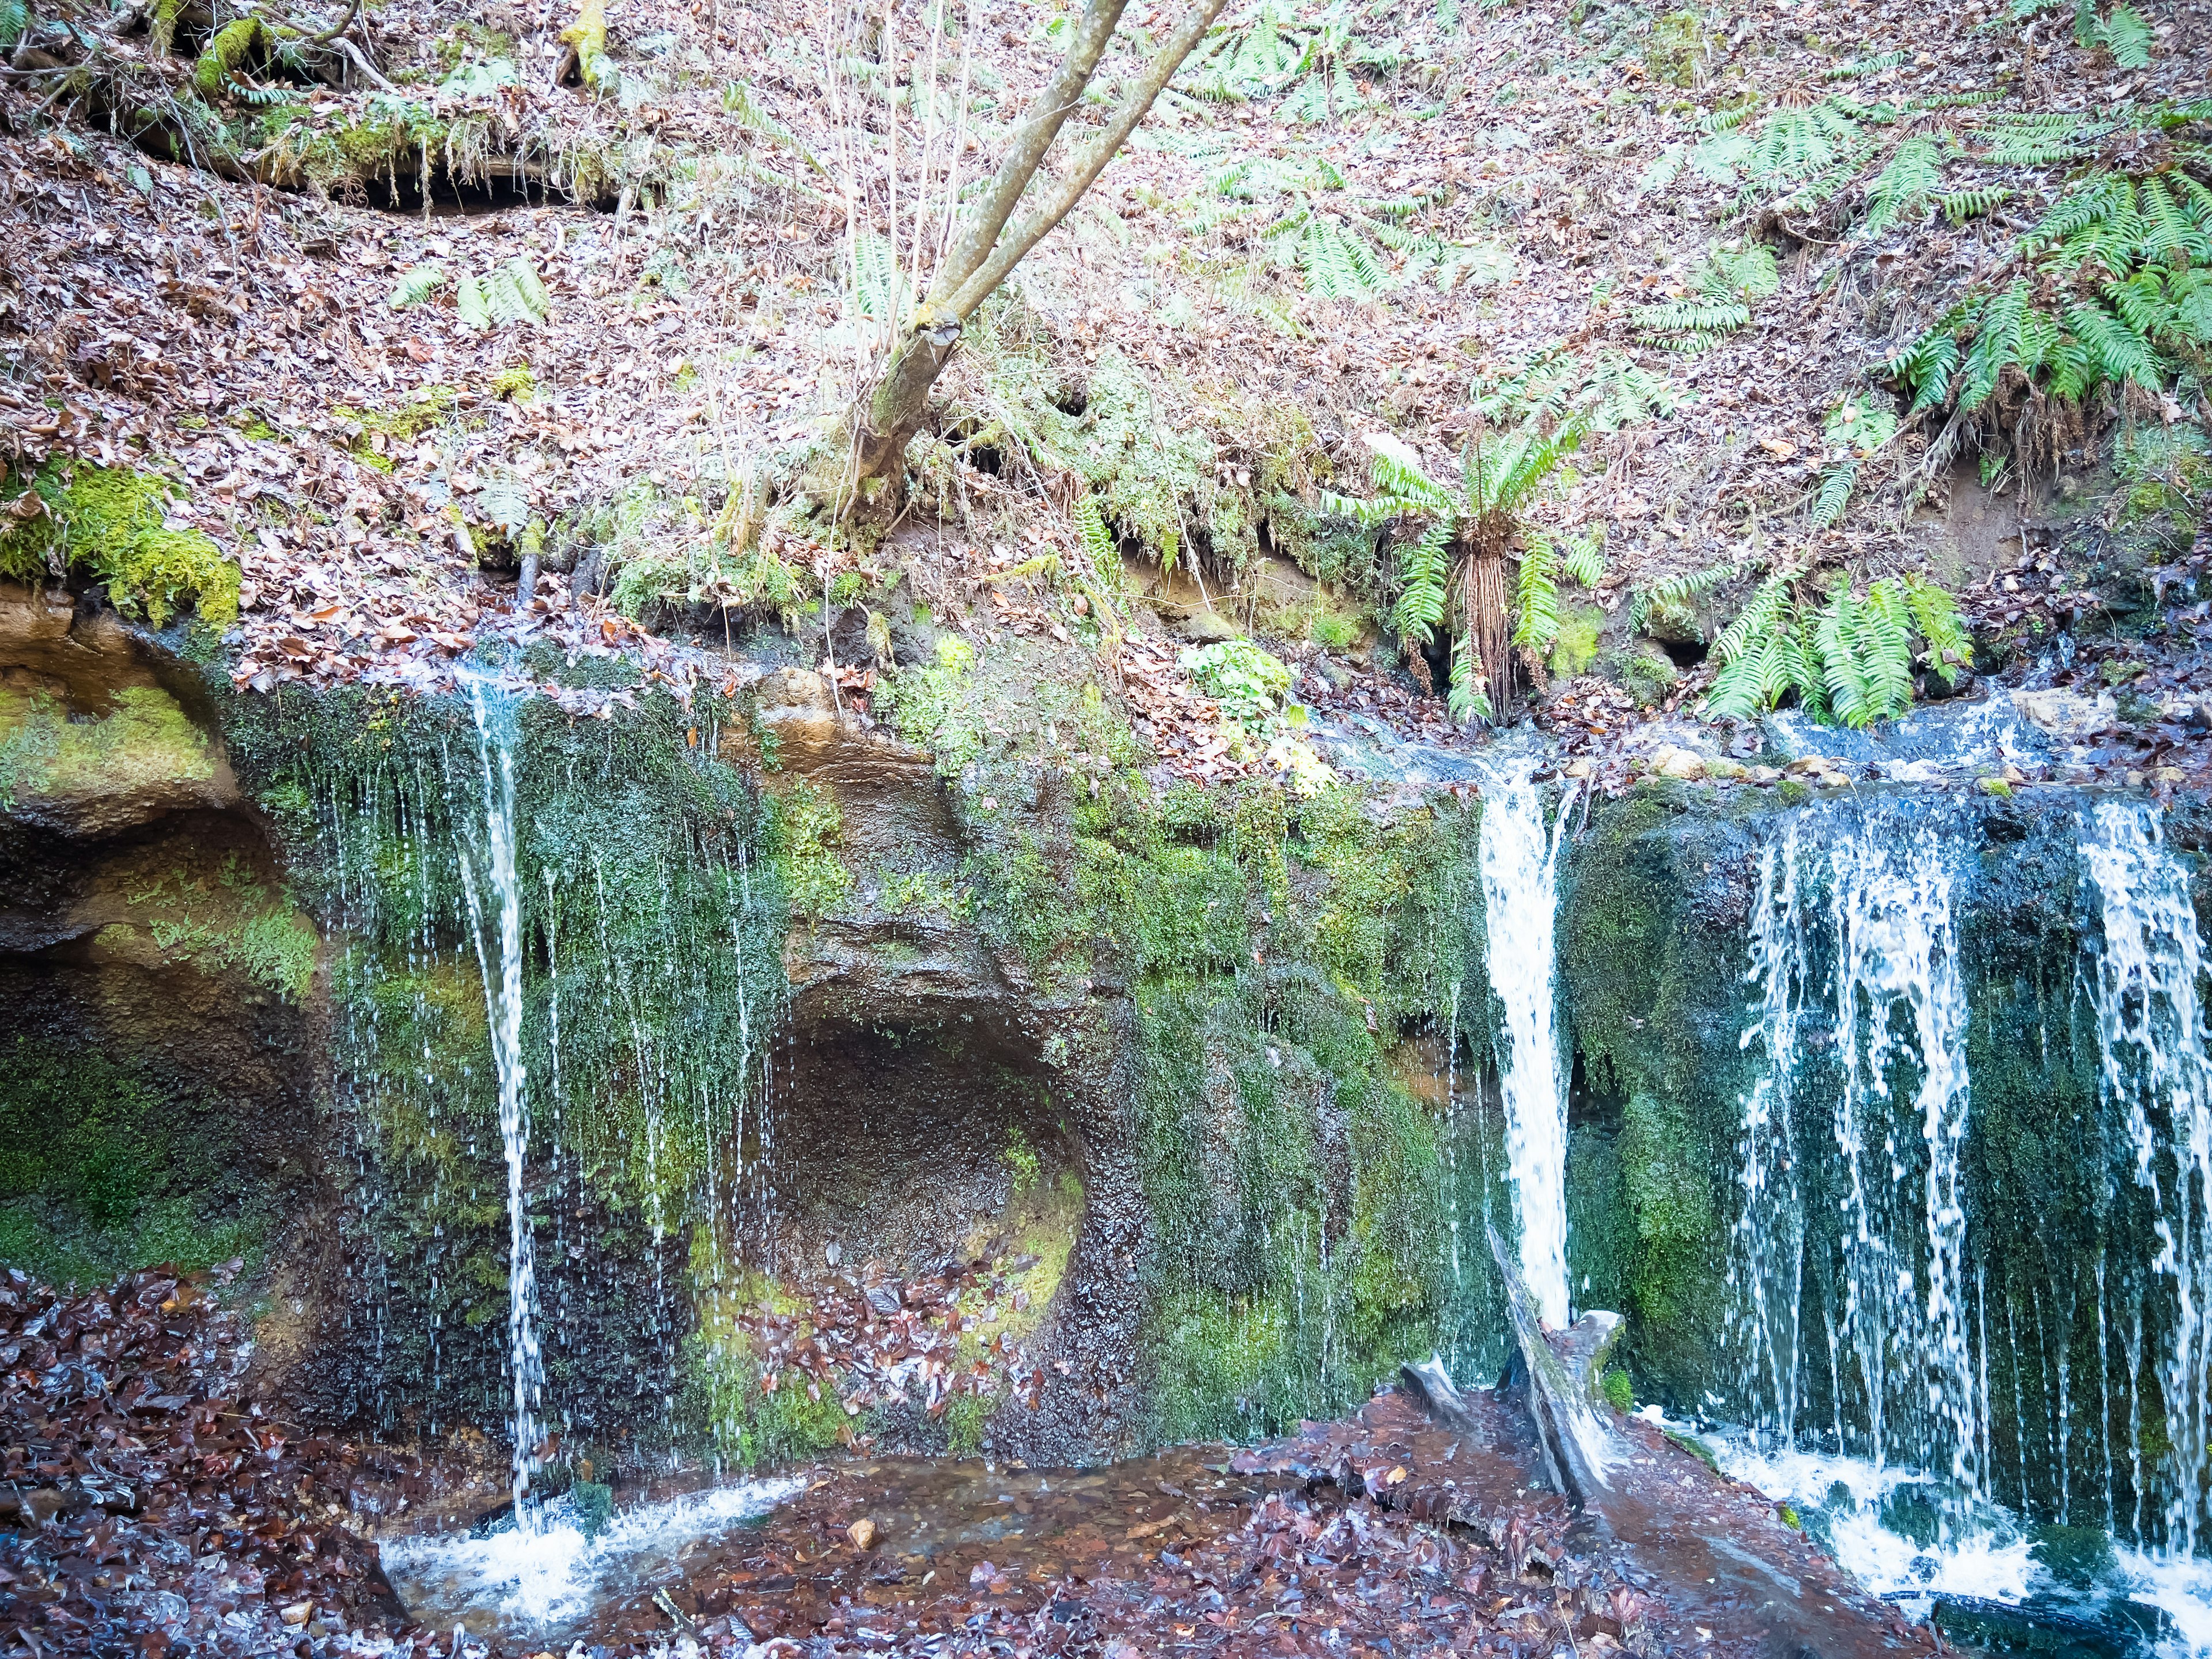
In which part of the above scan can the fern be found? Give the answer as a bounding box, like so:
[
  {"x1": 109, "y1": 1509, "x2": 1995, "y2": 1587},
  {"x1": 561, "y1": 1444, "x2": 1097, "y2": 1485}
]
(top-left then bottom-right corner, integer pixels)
[
  {"x1": 1392, "y1": 521, "x2": 1453, "y2": 645},
  {"x1": 1972, "y1": 110, "x2": 2105, "y2": 166},
  {"x1": 1634, "y1": 244, "x2": 1778, "y2": 349},
  {"x1": 0, "y1": 0, "x2": 25, "y2": 52},
  {"x1": 455, "y1": 274, "x2": 492, "y2": 330},
  {"x1": 389, "y1": 263, "x2": 447, "y2": 310},
  {"x1": 2077, "y1": 0, "x2": 2153, "y2": 67},
  {"x1": 1631, "y1": 558, "x2": 1739, "y2": 632},
  {"x1": 1073, "y1": 494, "x2": 1115, "y2": 570},
  {"x1": 1705, "y1": 573, "x2": 1966, "y2": 723},
  {"x1": 1939, "y1": 185, "x2": 2012, "y2": 223},
  {"x1": 1903, "y1": 573, "x2": 1973, "y2": 685},
  {"x1": 1512, "y1": 536, "x2": 1560, "y2": 652},
  {"x1": 1705, "y1": 574, "x2": 1801, "y2": 719},
  {"x1": 1810, "y1": 462, "x2": 1858, "y2": 528},
  {"x1": 454, "y1": 259, "x2": 551, "y2": 330},
  {"x1": 1559, "y1": 533, "x2": 1607, "y2": 588},
  {"x1": 1448, "y1": 630, "x2": 1492, "y2": 724},
  {"x1": 1861, "y1": 137, "x2": 1943, "y2": 237}
]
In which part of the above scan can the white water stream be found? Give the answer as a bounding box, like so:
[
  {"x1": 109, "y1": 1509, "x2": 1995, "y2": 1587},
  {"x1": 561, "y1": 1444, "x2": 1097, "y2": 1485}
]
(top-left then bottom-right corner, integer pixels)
[
  {"x1": 456, "y1": 675, "x2": 545, "y2": 1527},
  {"x1": 382, "y1": 1478, "x2": 803, "y2": 1638},
  {"x1": 2081, "y1": 801, "x2": 2212, "y2": 1557},
  {"x1": 1726, "y1": 807, "x2": 1981, "y2": 1491},
  {"x1": 1475, "y1": 760, "x2": 1578, "y2": 1328}
]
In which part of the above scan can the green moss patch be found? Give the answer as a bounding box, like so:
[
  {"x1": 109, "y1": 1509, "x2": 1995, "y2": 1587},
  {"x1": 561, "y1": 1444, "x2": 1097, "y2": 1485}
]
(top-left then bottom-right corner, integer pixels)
[
  {"x1": 1, "y1": 461, "x2": 238, "y2": 628},
  {"x1": 0, "y1": 684, "x2": 218, "y2": 810}
]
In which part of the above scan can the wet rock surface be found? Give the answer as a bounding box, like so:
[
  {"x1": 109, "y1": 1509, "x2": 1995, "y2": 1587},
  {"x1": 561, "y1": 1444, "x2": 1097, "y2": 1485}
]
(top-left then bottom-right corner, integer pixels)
[{"x1": 0, "y1": 1257, "x2": 1936, "y2": 1659}]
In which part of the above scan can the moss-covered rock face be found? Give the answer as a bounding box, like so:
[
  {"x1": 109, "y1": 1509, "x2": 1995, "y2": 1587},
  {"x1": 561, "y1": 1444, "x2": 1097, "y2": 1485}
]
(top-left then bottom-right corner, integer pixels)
[
  {"x1": 21, "y1": 587, "x2": 2212, "y2": 1512},
  {"x1": 1556, "y1": 780, "x2": 2212, "y2": 1537},
  {"x1": 0, "y1": 465, "x2": 239, "y2": 630},
  {"x1": 0, "y1": 586, "x2": 309, "y2": 1290}
]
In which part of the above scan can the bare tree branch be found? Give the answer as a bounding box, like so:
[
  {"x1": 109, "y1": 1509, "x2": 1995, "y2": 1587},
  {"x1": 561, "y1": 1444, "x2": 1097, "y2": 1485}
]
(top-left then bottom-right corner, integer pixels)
[
  {"x1": 947, "y1": 0, "x2": 1228, "y2": 320},
  {"x1": 933, "y1": 0, "x2": 1132, "y2": 301}
]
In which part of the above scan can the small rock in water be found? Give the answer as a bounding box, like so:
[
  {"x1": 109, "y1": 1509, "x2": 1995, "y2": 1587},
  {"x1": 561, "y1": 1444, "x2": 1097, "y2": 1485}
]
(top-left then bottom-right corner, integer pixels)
[{"x1": 848, "y1": 1516, "x2": 878, "y2": 1550}]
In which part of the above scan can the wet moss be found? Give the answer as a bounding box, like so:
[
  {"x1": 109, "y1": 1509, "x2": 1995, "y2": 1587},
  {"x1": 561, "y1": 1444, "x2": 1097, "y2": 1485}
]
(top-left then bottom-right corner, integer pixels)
[
  {"x1": 0, "y1": 1039, "x2": 272, "y2": 1287},
  {"x1": 0, "y1": 684, "x2": 218, "y2": 810},
  {"x1": 219, "y1": 674, "x2": 783, "y2": 1441},
  {"x1": 1, "y1": 462, "x2": 238, "y2": 628}
]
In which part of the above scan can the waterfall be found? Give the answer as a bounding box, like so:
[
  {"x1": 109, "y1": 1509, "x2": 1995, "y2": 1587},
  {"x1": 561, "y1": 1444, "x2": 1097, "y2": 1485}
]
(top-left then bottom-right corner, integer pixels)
[
  {"x1": 1728, "y1": 824, "x2": 1810, "y2": 1453},
  {"x1": 2080, "y1": 800, "x2": 2212, "y2": 1555},
  {"x1": 456, "y1": 675, "x2": 545, "y2": 1527},
  {"x1": 1728, "y1": 805, "x2": 1981, "y2": 1493},
  {"x1": 1476, "y1": 760, "x2": 1577, "y2": 1328}
]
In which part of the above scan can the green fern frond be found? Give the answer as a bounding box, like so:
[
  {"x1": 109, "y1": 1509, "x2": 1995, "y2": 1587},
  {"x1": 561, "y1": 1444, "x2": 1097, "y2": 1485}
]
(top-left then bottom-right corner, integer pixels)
[
  {"x1": 1073, "y1": 494, "x2": 1115, "y2": 570},
  {"x1": 1559, "y1": 533, "x2": 1607, "y2": 588},
  {"x1": 1810, "y1": 461, "x2": 1858, "y2": 528},
  {"x1": 1903, "y1": 573, "x2": 1972, "y2": 685},
  {"x1": 1631, "y1": 558, "x2": 1740, "y2": 632},
  {"x1": 1938, "y1": 185, "x2": 2012, "y2": 222},
  {"x1": 389, "y1": 264, "x2": 447, "y2": 310},
  {"x1": 2081, "y1": 1, "x2": 2153, "y2": 66},
  {"x1": 0, "y1": 0, "x2": 25, "y2": 52},
  {"x1": 456, "y1": 274, "x2": 492, "y2": 330},
  {"x1": 1448, "y1": 629, "x2": 1492, "y2": 723},
  {"x1": 1855, "y1": 578, "x2": 1919, "y2": 723},
  {"x1": 1512, "y1": 536, "x2": 1561, "y2": 652},
  {"x1": 1862, "y1": 137, "x2": 1943, "y2": 236},
  {"x1": 1392, "y1": 520, "x2": 1453, "y2": 646}
]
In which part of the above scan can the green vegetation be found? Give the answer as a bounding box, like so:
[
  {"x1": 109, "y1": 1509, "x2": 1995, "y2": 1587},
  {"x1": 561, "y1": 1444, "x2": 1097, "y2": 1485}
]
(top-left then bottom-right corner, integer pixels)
[
  {"x1": 1704, "y1": 571, "x2": 1971, "y2": 726},
  {"x1": 767, "y1": 779, "x2": 855, "y2": 919},
  {"x1": 0, "y1": 684, "x2": 218, "y2": 812},
  {"x1": 1632, "y1": 244, "x2": 1779, "y2": 351},
  {"x1": 1885, "y1": 165, "x2": 2212, "y2": 419},
  {"x1": 0, "y1": 1040, "x2": 272, "y2": 1287},
  {"x1": 1321, "y1": 422, "x2": 1593, "y2": 720},
  {"x1": 1600, "y1": 1365, "x2": 1634, "y2": 1412},
  {"x1": 0, "y1": 462, "x2": 239, "y2": 628}
]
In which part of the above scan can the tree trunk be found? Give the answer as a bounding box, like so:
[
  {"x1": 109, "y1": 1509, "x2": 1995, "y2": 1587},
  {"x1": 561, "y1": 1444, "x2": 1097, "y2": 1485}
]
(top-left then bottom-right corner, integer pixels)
[
  {"x1": 844, "y1": 0, "x2": 1229, "y2": 491},
  {"x1": 852, "y1": 312, "x2": 963, "y2": 488},
  {"x1": 1467, "y1": 550, "x2": 1512, "y2": 718}
]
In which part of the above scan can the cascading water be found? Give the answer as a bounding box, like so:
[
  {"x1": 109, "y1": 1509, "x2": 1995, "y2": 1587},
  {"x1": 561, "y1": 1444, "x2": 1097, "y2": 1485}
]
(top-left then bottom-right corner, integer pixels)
[
  {"x1": 454, "y1": 673, "x2": 546, "y2": 1526},
  {"x1": 1724, "y1": 804, "x2": 1981, "y2": 1493},
  {"x1": 1475, "y1": 759, "x2": 1577, "y2": 1328},
  {"x1": 2080, "y1": 800, "x2": 2212, "y2": 1556}
]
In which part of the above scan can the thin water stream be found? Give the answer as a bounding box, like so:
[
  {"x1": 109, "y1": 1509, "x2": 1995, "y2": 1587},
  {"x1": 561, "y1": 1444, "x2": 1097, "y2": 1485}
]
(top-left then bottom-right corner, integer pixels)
[
  {"x1": 1475, "y1": 758, "x2": 1578, "y2": 1328},
  {"x1": 456, "y1": 673, "x2": 546, "y2": 1527}
]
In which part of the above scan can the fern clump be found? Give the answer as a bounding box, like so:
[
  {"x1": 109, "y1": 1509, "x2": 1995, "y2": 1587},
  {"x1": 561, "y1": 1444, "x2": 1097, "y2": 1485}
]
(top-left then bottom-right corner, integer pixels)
[
  {"x1": 389, "y1": 264, "x2": 448, "y2": 310},
  {"x1": 454, "y1": 257, "x2": 551, "y2": 330},
  {"x1": 1883, "y1": 165, "x2": 2212, "y2": 416},
  {"x1": 1706, "y1": 571, "x2": 1970, "y2": 727},
  {"x1": 1196, "y1": 150, "x2": 1506, "y2": 297},
  {"x1": 1181, "y1": 2, "x2": 1392, "y2": 122},
  {"x1": 1634, "y1": 243, "x2": 1780, "y2": 350},
  {"x1": 1319, "y1": 415, "x2": 1590, "y2": 721},
  {"x1": 1631, "y1": 558, "x2": 1743, "y2": 637},
  {"x1": 1809, "y1": 391, "x2": 1903, "y2": 528}
]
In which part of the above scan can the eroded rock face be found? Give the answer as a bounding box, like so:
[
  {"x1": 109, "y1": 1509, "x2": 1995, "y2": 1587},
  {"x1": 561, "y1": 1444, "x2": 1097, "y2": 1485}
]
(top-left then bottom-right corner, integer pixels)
[
  {"x1": 0, "y1": 585, "x2": 241, "y2": 839},
  {"x1": 0, "y1": 583, "x2": 317, "y2": 1313},
  {"x1": 721, "y1": 668, "x2": 1152, "y2": 1464}
]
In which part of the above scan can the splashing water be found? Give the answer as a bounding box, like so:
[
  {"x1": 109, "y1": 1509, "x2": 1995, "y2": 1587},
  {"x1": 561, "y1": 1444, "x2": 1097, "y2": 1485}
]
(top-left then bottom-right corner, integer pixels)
[
  {"x1": 1475, "y1": 759, "x2": 1577, "y2": 1328},
  {"x1": 2081, "y1": 800, "x2": 2212, "y2": 1556},
  {"x1": 455, "y1": 673, "x2": 544, "y2": 1526},
  {"x1": 382, "y1": 1478, "x2": 803, "y2": 1638}
]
